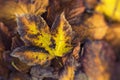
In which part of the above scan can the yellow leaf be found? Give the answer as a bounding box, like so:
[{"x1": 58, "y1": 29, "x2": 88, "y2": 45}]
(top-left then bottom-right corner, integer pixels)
[
  {"x1": 11, "y1": 46, "x2": 54, "y2": 66},
  {"x1": 11, "y1": 13, "x2": 73, "y2": 66},
  {"x1": 51, "y1": 13, "x2": 73, "y2": 56},
  {"x1": 96, "y1": 0, "x2": 120, "y2": 21},
  {"x1": 17, "y1": 14, "x2": 53, "y2": 54}
]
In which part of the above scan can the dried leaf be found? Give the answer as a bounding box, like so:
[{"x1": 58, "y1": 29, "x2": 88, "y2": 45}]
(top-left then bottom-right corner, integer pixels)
[
  {"x1": 47, "y1": 0, "x2": 64, "y2": 26},
  {"x1": 0, "y1": 22, "x2": 11, "y2": 50},
  {"x1": 82, "y1": 40, "x2": 116, "y2": 80},
  {"x1": 96, "y1": 0, "x2": 120, "y2": 21},
  {"x1": 11, "y1": 34, "x2": 25, "y2": 50},
  {"x1": 11, "y1": 58, "x2": 31, "y2": 73},
  {"x1": 9, "y1": 72, "x2": 30, "y2": 80},
  {"x1": 72, "y1": 42, "x2": 81, "y2": 60},
  {"x1": 30, "y1": 65, "x2": 58, "y2": 80},
  {"x1": 51, "y1": 13, "x2": 73, "y2": 56},
  {"x1": 0, "y1": 36, "x2": 5, "y2": 53},
  {"x1": 104, "y1": 24, "x2": 120, "y2": 60},
  {"x1": 47, "y1": 0, "x2": 85, "y2": 26},
  {"x1": 11, "y1": 46, "x2": 54, "y2": 66},
  {"x1": 85, "y1": 0, "x2": 99, "y2": 9},
  {"x1": 0, "y1": 0, "x2": 48, "y2": 28},
  {"x1": 64, "y1": 0, "x2": 85, "y2": 25},
  {"x1": 105, "y1": 23, "x2": 120, "y2": 46},
  {"x1": 0, "y1": 0, "x2": 48, "y2": 18},
  {"x1": 84, "y1": 13, "x2": 108, "y2": 40},
  {"x1": 73, "y1": 13, "x2": 108, "y2": 41},
  {"x1": 59, "y1": 57, "x2": 76, "y2": 80},
  {"x1": 0, "y1": 64, "x2": 9, "y2": 80}
]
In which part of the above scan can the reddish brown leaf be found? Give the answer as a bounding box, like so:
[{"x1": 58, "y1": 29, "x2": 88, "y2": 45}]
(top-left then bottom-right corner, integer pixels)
[
  {"x1": 64, "y1": 0, "x2": 85, "y2": 25},
  {"x1": 0, "y1": 64, "x2": 9, "y2": 80},
  {"x1": 11, "y1": 34, "x2": 25, "y2": 50},
  {"x1": 59, "y1": 57, "x2": 76, "y2": 80},
  {"x1": 9, "y1": 72, "x2": 30, "y2": 80},
  {"x1": 47, "y1": 0, "x2": 85, "y2": 26}
]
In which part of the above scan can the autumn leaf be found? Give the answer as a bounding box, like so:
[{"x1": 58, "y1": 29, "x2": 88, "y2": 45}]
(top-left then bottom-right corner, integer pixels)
[
  {"x1": 105, "y1": 23, "x2": 120, "y2": 46},
  {"x1": 30, "y1": 65, "x2": 58, "y2": 80},
  {"x1": 104, "y1": 23, "x2": 120, "y2": 60},
  {"x1": 16, "y1": 13, "x2": 73, "y2": 57},
  {"x1": 11, "y1": 13, "x2": 73, "y2": 65},
  {"x1": 73, "y1": 13, "x2": 108, "y2": 41},
  {"x1": 51, "y1": 13, "x2": 73, "y2": 56},
  {"x1": 47, "y1": 0, "x2": 85, "y2": 26},
  {"x1": 64, "y1": 0, "x2": 85, "y2": 25},
  {"x1": 0, "y1": 64, "x2": 9, "y2": 80},
  {"x1": 84, "y1": 0, "x2": 99, "y2": 9},
  {"x1": 11, "y1": 46, "x2": 54, "y2": 66},
  {"x1": 96, "y1": 0, "x2": 120, "y2": 21},
  {"x1": 59, "y1": 57, "x2": 76, "y2": 80},
  {"x1": 11, "y1": 35, "x2": 25, "y2": 50},
  {"x1": 16, "y1": 14, "x2": 53, "y2": 54},
  {"x1": 9, "y1": 72, "x2": 30, "y2": 80},
  {"x1": 0, "y1": 0, "x2": 48, "y2": 26},
  {"x1": 82, "y1": 40, "x2": 116, "y2": 80},
  {"x1": 0, "y1": 0, "x2": 48, "y2": 16},
  {"x1": 11, "y1": 58, "x2": 31, "y2": 73}
]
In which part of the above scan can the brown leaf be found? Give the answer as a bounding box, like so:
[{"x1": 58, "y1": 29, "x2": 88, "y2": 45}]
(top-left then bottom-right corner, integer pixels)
[
  {"x1": 9, "y1": 72, "x2": 30, "y2": 80},
  {"x1": 0, "y1": 22, "x2": 12, "y2": 50},
  {"x1": 84, "y1": 0, "x2": 99, "y2": 9},
  {"x1": 64, "y1": 0, "x2": 85, "y2": 25},
  {"x1": 11, "y1": 58, "x2": 31, "y2": 73},
  {"x1": 11, "y1": 34, "x2": 25, "y2": 50},
  {"x1": 0, "y1": 40, "x2": 5, "y2": 63},
  {"x1": 0, "y1": 0, "x2": 48, "y2": 29},
  {"x1": 82, "y1": 40, "x2": 116, "y2": 80},
  {"x1": 105, "y1": 23, "x2": 120, "y2": 47},
  {"x1": 47, "y1": 0, "x2": 85, "y2": 26},
  {"x1": 47, "y1": 0, "x2": 62, "y2": 26},
  {"x1": 59, "y1": 57, "x2": 76, "y2": 80},
  {"x1": 72, "y1": 42, "x2": 81, "y2": 60},
  {"x1": 11, "y1": 46, "x2": 54, "y2": 66},
  {"x1": 104, "y1": 23, "x2": 120, "y2": 60},
  {"x1": 0, "y1": 64, "x2": 9, "y2": 80},
  {"x1": 73, "y1": 13, "x2": 108, "y2": 41},
  {"x1": 30, "y1": 65, "x2": 58, "y2": 80}
]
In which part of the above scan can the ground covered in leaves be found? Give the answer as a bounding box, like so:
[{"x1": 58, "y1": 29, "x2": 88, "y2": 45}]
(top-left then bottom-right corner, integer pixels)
[{"x1": 0, "y1": 0, "x2": 120, "y2": 80}]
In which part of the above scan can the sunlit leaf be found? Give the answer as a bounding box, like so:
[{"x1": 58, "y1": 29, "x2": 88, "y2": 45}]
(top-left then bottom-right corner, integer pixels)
[
  {"x1": 51, "y1": 13, "x2": 73, "y2": 56},
  {"x1": 96, "y1": 0, "x2": 120, "y2": 21},
  {"x1": 11, "y1": 46, "x2": 54, "y2": 66}
]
